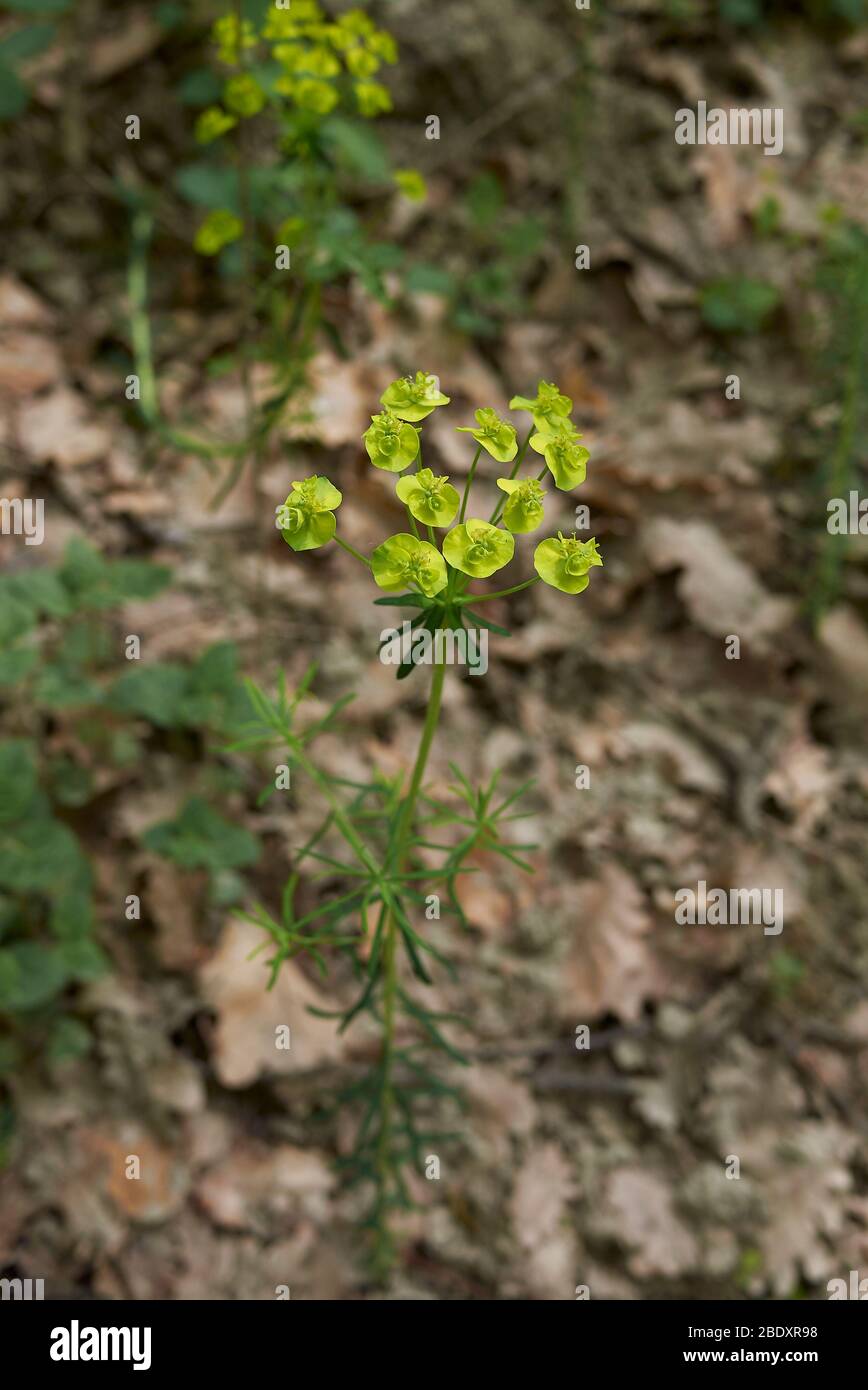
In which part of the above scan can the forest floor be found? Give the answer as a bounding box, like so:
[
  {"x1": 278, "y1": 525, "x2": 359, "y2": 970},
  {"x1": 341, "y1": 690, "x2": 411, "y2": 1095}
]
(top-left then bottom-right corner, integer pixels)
[{"x1": 1, "y1": 0, "x2": 868, "y2": 1299}]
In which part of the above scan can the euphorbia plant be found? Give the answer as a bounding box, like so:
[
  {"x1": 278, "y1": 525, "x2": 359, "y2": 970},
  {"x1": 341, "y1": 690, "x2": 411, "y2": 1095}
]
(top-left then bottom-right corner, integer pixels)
[
  {"x1": 129, "y1": 1, "x2": 423, "y2": 506},
  {"x1": 235, "y1": 376, "x2": 601, "y2": 1279}
]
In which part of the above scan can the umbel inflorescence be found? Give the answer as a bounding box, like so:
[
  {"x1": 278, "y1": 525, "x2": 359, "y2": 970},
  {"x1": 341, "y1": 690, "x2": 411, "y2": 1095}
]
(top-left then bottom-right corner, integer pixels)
[
  {"x1": 277, "y1": 373, "x2": 603, "y2": 646},
  {"x1": 194, "y1": 2, "x2": 403, "y2": 257}
]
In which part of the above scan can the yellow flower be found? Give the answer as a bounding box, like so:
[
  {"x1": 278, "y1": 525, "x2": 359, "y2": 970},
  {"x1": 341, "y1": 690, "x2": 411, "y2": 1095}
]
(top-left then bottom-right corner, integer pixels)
[
  {"x1": 380, "y1": 372, "x2": 450, "y2": 422},
  {"x1": 194, "y1": 106, "x2": 237, "y2": 145},
  {"x1": 372, "y1": 533, "x2": 447, "y2": 596},
  {"x1": 443, "y1": 520, "x2": 514, "y2": 579},
  {"x1": 278, "y1": 476, "x2": 342, "y2": 552},
  {"x1": 223, "y1": 73, "x2": 267, "y2": 118},
  {"x1": 396, "y1": 469, "x2": 459, "y2": 527},
  {"x1": 355, "y1": 80, "x2": 392, "y2": 117},
  {"x1": 394, "y1": 169, "x2": 427, "y2": 201},
  {"x1": 194, "y1": 209, "x2": 243, "y2": 257},
  {"x1": 533, "y1": 534, "x2": 602, "y2": 594}
]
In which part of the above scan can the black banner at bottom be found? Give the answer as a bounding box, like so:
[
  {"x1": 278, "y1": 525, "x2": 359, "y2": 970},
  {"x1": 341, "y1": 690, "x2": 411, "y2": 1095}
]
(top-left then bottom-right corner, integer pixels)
[{"x1": 0, "y1": 1295, "x2": 863, "y2": 1374}]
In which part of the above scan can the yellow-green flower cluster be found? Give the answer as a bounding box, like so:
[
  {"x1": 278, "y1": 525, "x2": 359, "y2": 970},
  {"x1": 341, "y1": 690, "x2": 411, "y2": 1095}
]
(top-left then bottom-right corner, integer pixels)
[
  {"x1": 533, "y1": 534, "x2": 602, "y2": 594},
  {"x1": 511, "y1": 381, "x2": 590, "y2": 491},
  {"x1": 278, "y1": 374, "x2": 602, "y2": 612},
  {"x1": 213, "y1": 14, "x2": 257, "y2": 66},
  {"x1": 205, "y1": 2, "x2": 398, "y2": 130},
  {"x1": 193, "y1": 208, "x2": 243, "y2": 256}
]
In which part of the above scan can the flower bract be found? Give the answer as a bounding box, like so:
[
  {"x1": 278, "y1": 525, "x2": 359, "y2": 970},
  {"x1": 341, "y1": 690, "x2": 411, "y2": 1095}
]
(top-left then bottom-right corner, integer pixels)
[
  {"x1": 509, "y1": 380, "x2": 573, "y2": 434},
  {"x1": 396, "y1": 469, "x2": 459, "y2": 527},
  {"x1": 533, "y1": 534, "x2": 602, "y2": 594},
  {"x1": 456, "y1": 408, "x2": 518, "y2": 463},
  {"x1": 278, "y1": 476, "x2": 342, "y2": 552},
  {"x1": 496, "y1": 478, "x2": 546, "y2": 534},
  {"x1": 193, "y1": 209, "x2": 244, "y2": 256},
  {"x1": 371, "y1": 533, "x2": 447, "y2": 596},
  {"x1": 443, "y1": 520, "x2": 514, "y2": 579},
  {"x1": 380, "y1": 372, "x2": 450, "y2": 422},
  {"x1": 529, "y1": 429, "x2": 590, "y2": 489},
  {"x1": 363, "y1": 411, "x2": 420, "y2": 471}
]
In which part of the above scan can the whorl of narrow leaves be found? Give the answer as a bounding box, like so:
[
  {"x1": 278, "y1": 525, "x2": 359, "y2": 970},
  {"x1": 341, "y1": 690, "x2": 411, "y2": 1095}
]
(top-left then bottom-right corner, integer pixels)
[{"x1": 233, "y1": 670, "x2": 538, "y2": 1276}]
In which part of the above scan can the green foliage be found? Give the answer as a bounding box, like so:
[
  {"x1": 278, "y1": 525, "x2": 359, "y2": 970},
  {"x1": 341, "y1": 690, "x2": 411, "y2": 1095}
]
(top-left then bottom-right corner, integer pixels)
[
  {"x1": 230, "y1": 668, "x2": 537, "y2": 1277},
  {"x1": 0, "y1": 540, "x2": 257, "y2": 1070},
  {"x1": 768, "y1": 949, "x2": 806, "y2": 998},
  {"x1": 699, "y1": 276, "x2": 781, "y2": 334},
  {"x1": 1, "y1": 0, "x2": 71, "y2": 11},
  {"x1": 406, "y1": 172, "x2": 547, "y2": 338},
  {"x1": 109, "y1": 641, "x2": 251, "y2": 731},
  {"x1": 0, "y1": 733, "x2": 94, "y2": 1043},
  {"x1": 717, "y1": 0, "x2": 867, "y2": 25},
  {"x1": 132, "y1": 0, "x2": 421, "y2": 505},
  {"x1": 0, "y1": 12, "x2": 62, "y2": 122},
  {"x1": 256, "y1": 374, "x2": 603, "y2": 1275},
  {"x1": 143, "y1": 797, "x2": 260, "y2": 878}
]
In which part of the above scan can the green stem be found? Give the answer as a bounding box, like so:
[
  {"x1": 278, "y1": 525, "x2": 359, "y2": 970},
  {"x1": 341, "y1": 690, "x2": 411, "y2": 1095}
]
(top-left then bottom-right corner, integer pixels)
[
  {"x1": 461, "y1": 576, "x2": 540, "y2": 604},
  {"x1": 374, "y1": 656, "x2": 447, "y2": 1277},
  {"x1": 489, "y1": 426, "x2": 534, "y2": 524},
  {"x1": 335, "y1": 536, "x2": 372, "y2": 568},
  {"x1": 459, "y1": 445, "x2": 482, "y2": 524},
  {"x1": 127, "y1": 208, "x2": 237, "y2": 471},
  {"x1": 128, "y1": 210, "x2": 159, "y2": 424},
  {"x1": 212, "y1": 0, "x2": 259, "y2": 511}
]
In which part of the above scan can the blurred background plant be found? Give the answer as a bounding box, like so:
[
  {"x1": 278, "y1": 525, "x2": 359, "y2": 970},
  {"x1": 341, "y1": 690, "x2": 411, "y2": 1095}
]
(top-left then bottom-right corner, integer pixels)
[
  {"x1": 126, "y1": 0, "x2": 426, "y2": 506},
  {"x1": 0, "y1": 541, "x2": 258, "y2": 1099}
]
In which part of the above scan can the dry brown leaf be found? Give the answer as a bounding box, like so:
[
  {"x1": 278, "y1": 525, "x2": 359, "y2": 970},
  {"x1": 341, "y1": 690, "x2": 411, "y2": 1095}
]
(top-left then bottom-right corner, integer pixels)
[
  {"x1": 763, "y1": 730, "x2": 837, "y2": 836},
  {"x1": 0, "y1": 331, "x2": 63, "y2": 395},
  {"x1": 742, "y1": 1122, "x2": 855, "y2": 1296},
  {"x1": 620, "y1": 721, "x2": 725, "y2": 796},
  {"x1": 818, "y1": 606, "x2": 868, "y2": 693},
  {"x1": 89, "y1": 11, "x2": 165, "y2": 82},
  {"x1": 643, "y1": 518, "x2": 795, "y2": 648},
  {"x1": 0, "y1": 275, "x2": 53, "y2": 329},
  {"x1": 594, "y1": 1167, "x2": 699, "y2": 1279},
  {"x1": 691, "y1": 145, "x2": 750, "y2": 247},
  {"x1": 453, "y1": 851, "x2": 514, "y2": 935},
  {"x1": 144, "y1": 862, "x2": 208, "y2": 972},
  {"x1": 464, "y1": 1065, "x2": 537, "y2": 1138},
  {"x1": 199, "y1": 918, "x2": 347, "y2": 1087},
  {"x1": 196, "y1": 1142, "x2": 333, "y2": 1232},
  {"x1": 510, "y1": 1142, "x2": 577, "y2": 1298},
  {"x1": 558, "y1": 863, "x2": 668, "y2": 1022},
  {"x1": 17, "y1": 386, "x2": 111, "y2": 466},
  {"x1": 301, "y1": 351, "x2": 375, "y2": 447},
  {"x1": 81, "y1": 1123, "x2": 188, "y2": 1225}
]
